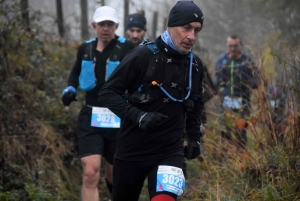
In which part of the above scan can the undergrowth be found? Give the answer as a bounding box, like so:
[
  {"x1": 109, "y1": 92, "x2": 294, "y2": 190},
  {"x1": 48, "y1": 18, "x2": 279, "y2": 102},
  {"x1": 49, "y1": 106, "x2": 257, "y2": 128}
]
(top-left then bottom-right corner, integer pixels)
[{"x1": 0, "y1": 2, "x2": 82, "y2": 200}]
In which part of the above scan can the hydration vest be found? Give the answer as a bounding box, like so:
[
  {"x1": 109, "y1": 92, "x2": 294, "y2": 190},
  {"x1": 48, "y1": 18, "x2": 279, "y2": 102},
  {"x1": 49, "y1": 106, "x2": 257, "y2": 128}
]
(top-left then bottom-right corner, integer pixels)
[
  {"x1": 220, "y1": 55, "x2": 249, "y2": 96},
  {"x1": 79, "y1": 37, "x2": 126, "y2": 92},
  {"x1": 216, "y1": 54, "x2": 254, "y2": 97},
  {"x1": 129, "y1": 41, "x2": 201, "y2": 106}
]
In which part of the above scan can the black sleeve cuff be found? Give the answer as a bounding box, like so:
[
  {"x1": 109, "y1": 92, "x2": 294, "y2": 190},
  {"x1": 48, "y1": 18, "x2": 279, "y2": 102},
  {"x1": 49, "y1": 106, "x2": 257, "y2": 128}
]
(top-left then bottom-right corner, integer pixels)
[{"x1": 187, "y1": 131, "x2": 202, "y2": 141}]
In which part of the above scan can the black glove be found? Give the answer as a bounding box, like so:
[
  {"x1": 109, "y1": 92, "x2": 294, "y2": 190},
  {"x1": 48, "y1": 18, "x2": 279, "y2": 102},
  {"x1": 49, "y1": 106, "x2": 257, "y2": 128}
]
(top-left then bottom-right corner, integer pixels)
[
  {"x1": 62, "y1": 86, "x2": 77, "y2": 106},
  {"x1": 183, "y1": 99, "x2": 194, "y2": 111},
  {"x1": 62, "y1": 91, "x2": 77, "y2": 106},
  {"x1": 184, "y1": 139, "x2": 201, "y2": 160},
  {"x1": 137, "y1": 112, "x2": 168, "y2": 131}
]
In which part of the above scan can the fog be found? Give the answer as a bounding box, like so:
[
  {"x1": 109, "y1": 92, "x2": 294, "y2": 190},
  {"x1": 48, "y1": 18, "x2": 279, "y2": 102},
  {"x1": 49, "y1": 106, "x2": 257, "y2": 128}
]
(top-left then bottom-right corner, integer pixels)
[{"x1": 27, "y1": 0, "x2": 299, "y2": 64}]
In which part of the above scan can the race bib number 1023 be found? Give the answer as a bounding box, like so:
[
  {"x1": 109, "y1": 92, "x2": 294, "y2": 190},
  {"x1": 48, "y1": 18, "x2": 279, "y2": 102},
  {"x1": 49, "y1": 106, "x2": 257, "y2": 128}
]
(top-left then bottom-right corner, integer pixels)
[
  {"x1": 91, "y1": 107, "x2": 120, "y2": 128},
  {"x1": 156, "y1": 165, "x2": 185, "y2": 196}
]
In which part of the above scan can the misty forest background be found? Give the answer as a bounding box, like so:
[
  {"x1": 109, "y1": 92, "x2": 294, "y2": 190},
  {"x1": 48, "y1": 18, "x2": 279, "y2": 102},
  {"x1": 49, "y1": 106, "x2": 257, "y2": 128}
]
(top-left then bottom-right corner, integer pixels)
[{"x1": 1, "y1": 0, "x2": 300, "y2": 200}]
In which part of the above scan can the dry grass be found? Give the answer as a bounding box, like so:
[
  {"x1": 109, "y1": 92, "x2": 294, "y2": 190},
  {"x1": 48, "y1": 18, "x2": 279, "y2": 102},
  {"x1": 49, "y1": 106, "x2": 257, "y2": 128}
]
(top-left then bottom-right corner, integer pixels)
[{"x1": 177, "y1": 42, "x2": 300, "y2": 201}]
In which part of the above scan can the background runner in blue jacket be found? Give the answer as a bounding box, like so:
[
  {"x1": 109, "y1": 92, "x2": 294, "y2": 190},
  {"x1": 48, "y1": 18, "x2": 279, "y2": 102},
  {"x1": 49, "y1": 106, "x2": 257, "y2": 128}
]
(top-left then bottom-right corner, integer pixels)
[{"x1": 214, "y1": 35, "x2": 260, "y2": 148}]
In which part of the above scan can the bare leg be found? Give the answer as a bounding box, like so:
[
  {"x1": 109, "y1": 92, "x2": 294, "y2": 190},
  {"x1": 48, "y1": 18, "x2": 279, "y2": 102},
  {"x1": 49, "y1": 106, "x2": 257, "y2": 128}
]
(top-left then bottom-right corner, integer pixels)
[{"x1": 81, "y1": 155, "x2": 101, "y2": 201}]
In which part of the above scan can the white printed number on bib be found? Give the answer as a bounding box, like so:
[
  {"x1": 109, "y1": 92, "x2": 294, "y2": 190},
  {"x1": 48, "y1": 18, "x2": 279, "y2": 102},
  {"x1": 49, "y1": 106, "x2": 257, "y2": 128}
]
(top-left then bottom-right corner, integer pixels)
[
  {"x1": 156, "y1": 165, "x2": 185, "y2": 196},
  {"x1": 223, "y1": 96, "x2": 242, "y2": 109},
  {"x1": 91, "y1": 107, "x2": 120, "y2": 128}
]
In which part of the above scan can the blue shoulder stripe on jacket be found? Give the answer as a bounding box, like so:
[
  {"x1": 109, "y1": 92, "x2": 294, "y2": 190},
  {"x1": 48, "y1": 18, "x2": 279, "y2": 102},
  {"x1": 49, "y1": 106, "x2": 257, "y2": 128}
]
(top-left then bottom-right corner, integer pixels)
[
  {"x1": 117, "y1": 37, "x2": 126, "y2": 43},
  {"x1": 85, "y1": 38, "x2": 96, "y2": 43}
]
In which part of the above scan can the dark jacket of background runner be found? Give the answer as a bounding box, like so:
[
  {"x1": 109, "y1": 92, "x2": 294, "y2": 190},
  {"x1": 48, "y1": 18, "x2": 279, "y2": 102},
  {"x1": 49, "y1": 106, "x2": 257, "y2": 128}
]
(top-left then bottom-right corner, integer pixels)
[{"x1": 214, "y1": 53, "x2": 259, "y2": 99}]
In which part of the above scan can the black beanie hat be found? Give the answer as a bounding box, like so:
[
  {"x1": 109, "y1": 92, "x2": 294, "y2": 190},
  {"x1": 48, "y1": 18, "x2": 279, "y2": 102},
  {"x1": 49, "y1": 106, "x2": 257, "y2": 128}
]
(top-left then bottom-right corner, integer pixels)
[
  {"x1": 168, "y1": 1, "x2": 204, "y2": 28},
  {"x1": 126, "y1": 13, "x2": 147, "y2": 30}
]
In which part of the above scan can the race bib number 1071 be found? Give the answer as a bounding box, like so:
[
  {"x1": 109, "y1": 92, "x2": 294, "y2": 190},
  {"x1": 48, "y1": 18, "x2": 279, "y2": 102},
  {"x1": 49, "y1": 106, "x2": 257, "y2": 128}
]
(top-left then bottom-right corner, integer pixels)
[{"x1": 156, "y1": 165, "x2": 185, "y2": 196}]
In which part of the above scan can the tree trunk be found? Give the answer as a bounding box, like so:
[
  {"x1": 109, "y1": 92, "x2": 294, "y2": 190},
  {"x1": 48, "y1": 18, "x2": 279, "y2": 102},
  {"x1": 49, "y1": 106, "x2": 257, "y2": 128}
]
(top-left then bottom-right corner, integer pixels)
[
  {"x1": 152, "y1": 12, "x2": 158, "y2": 40},
  {"x1": 123, "y1": 0, "x2": 129, "y2": 36},
  {"x1": 56, "y1": 0, "x2": 64, "y2": 38},
  {"x1": 20, "y1": 0, "x2": 29, "y2": 26},
  {"x1": 100, "y1": 0, "x2": 105, "y2": 6},
  {"x1": 163, "y1": 17, "x2": 167, "y2": 30},
  {"x1": 80, "y1": 0, "x2": 89, "y2": 40}
]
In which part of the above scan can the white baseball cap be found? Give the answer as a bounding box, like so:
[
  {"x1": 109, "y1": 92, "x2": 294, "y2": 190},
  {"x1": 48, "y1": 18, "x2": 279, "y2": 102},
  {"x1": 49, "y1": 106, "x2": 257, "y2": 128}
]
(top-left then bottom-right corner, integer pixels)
[{"x1": 93, "y1": 6, "x2": 118, "y2": 23}]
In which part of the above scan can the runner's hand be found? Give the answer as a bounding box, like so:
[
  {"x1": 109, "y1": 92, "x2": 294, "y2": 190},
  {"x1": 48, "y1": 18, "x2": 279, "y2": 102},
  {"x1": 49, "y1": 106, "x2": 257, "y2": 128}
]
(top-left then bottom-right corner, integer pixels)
[
  {"x1": 62, "y1": 86, "x2": 77, "y2": 106},
  {"x1": 184, "y1": 139, "x2": 201, "y2": 160},
  {"x1": 137, "y1": 112, "x2": 168, "y2": 131}
]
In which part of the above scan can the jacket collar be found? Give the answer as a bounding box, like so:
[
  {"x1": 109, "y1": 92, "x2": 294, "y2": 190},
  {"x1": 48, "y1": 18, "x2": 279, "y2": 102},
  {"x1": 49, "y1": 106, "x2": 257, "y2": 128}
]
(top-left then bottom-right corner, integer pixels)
[{"x1": 155, "y1": 36, "x2": 189, "y2": 60}]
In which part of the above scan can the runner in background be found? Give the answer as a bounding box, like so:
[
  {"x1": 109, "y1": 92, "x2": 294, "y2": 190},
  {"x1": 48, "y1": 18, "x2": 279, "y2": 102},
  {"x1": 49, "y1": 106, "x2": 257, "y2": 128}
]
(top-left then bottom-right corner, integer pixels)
[
  {"x1": 61, "y1": 6, "x2": 134, "y2": 201},
  {"x1": 214, "y1": 35, "x2": 260, "y2": 149}
]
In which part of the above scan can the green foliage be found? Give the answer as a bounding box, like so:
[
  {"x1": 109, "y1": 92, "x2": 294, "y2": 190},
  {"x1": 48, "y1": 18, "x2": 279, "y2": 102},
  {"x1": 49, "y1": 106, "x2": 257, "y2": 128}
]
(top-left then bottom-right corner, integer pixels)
[
  {"x1": 25, "y1": 184, "x2": 53, "y2": 201},
  {"x1": 0, "y1": 191, "x2": 16, "y2": 201}
]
